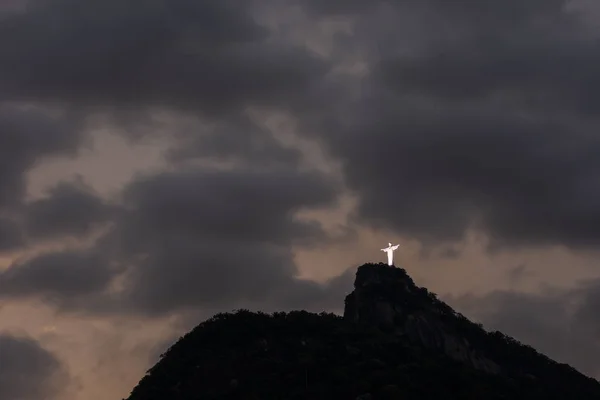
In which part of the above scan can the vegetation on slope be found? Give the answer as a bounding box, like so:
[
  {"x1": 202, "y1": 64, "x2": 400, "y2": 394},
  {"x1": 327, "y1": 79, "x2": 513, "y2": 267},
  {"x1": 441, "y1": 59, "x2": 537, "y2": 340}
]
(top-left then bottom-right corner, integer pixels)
[
  {"x1": 351, "y1": 263, "x2": 599, "y2": 395},
  {"x1": 125, "y1": 309, "x2": 600, "y2": 400}
]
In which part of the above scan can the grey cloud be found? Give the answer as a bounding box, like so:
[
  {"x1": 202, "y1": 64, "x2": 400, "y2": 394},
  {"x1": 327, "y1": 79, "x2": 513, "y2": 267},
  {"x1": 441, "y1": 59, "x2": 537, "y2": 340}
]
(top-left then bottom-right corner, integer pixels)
[
  {"x1": 0, "y1": 104, "x2": 83, "y2": 208},
  {"x1": 2, "y1": 0, "x2": 597, "y2": 256},
  {"x1": 0, "y1": 334, "x2": 66, "y2": 400},
  {"x1": 0, "y1": 250, "x2": 115, "y2": 301},
  {"x1": 117, "y1": 167, "x2": 340, "y2": 247},
  {"x1": 122, "y1": 237, "x2": 350, "y2": 316},
  {"x1": 0, "y1": 165, "x2": 348, "y2": 317},
  {"x1": 23, "y1": 178, "x2": 116, "y2": 240},
  {"x1": 436, "y1": 247, "x2": 461, "y2": 260},
  {"x1": 333, "y1": 0, "x2": 595, "y2": 109},
  {"x1": 507, "y1": 264, "x2": 534, "y2": 286},
  {"x1": 302, "y1": 0, "x2": 570, "y2": 28},
  {"x1": 323, "y1": 101, "x2": 600, "y2": 248},
  {"x1": 293, "y1": 0, "x2": 600, "y2": 250},
  {"x1": 571, "y1": 279, "x2": 600, "y2": 336},
  {"x1": 105, "y1": 166, "x2": 343, "y2": 316},
  {"x1": 299, "y1": 0, "x2": 376, "y2": 16},
  {"x1": 0, "y1": 0, "x2": 329, "y2": 115},
  {"x1": 421, "y1": 0, "x2": 570, "y2": 32},
  {"x1": 378, "y1": 33, "x2": 600, "y2": 114},
  {"x1": 166, "y1": 115, "x2": 302, "y2": 169},
  {"x1": 120, "y1": 236, "x2": 298, "y2": 315},
  {"x1": 0, "y1": 217, "x2": 24, "y2": 252}
]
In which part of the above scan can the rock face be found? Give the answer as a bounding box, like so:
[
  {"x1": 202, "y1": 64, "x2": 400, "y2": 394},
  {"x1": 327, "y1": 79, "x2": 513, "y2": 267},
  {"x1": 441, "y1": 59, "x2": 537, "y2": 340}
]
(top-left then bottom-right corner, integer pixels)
[{"x1": 344, "y1": 263, "x2": 501, "y2": 374}]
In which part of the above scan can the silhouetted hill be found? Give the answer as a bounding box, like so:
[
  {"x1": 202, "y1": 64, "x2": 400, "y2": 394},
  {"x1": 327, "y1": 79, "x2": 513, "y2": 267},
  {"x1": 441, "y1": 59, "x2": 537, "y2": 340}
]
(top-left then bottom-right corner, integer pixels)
[{"x1": 125, "y1": 263, "x2": 600, "y2": 400}]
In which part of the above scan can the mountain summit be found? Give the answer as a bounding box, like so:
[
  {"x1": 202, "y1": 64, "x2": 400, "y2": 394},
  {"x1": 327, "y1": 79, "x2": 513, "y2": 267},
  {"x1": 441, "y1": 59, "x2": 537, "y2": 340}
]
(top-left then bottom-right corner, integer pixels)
[{"x1": 125, "y1": 263, "x2": 600, "y2": 400}]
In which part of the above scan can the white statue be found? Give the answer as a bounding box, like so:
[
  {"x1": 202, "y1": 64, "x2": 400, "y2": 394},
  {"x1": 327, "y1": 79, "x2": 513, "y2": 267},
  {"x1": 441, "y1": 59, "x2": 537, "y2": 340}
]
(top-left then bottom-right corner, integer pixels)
[{"x1": 381, "y1": 242, "x2": 399, "y2": 266}]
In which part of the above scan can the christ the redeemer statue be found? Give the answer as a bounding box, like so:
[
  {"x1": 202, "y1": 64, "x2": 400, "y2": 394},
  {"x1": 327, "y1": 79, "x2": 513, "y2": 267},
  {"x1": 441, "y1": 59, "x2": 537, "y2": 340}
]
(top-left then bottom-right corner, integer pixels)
[{"x1": 381, "y1": 243, "x2": 399, "y2": 266}]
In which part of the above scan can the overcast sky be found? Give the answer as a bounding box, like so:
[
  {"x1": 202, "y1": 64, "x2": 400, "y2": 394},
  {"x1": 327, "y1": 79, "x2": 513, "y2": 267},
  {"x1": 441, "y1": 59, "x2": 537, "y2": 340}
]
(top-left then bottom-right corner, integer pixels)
[{"x1": 3, "y1": 1, "x2": 600, "y2": 399}]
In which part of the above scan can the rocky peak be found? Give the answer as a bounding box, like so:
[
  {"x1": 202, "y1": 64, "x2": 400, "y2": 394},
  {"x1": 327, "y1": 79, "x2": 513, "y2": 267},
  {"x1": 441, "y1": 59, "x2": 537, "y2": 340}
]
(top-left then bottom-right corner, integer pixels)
[{"x1": 344, "y1": 263, "x2": 501, "y2": 374}]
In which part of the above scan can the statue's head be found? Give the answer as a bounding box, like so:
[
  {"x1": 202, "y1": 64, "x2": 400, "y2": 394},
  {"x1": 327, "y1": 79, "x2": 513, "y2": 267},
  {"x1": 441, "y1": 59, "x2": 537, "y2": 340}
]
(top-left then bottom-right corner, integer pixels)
[{"x1": 388, "y1": 242, "x2": 392, "y2": 246}]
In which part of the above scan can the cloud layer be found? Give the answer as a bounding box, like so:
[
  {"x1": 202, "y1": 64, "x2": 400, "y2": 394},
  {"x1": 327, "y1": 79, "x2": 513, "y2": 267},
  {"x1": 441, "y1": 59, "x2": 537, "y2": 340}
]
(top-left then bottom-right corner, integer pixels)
[
  {"x1": 0, "y1": 165, "x2": 349, "y2": 316},
  {"x1": 295, "y1": 0, "x2": 600, "y2": 250},
  {"x1": 0, "y1": 0, "x2": 327, "y2": 116},
  {"x1": 0, "y1": 334, "x2": 66, "y2": 400},
  {"x1": 3, "y1": 0, "x2": 600, "y2": 398}
]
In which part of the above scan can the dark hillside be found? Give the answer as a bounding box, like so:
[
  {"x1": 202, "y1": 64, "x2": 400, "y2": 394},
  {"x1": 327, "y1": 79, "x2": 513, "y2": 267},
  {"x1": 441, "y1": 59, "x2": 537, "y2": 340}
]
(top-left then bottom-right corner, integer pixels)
[{"x1": 124, "y1": 263, "x2": 600, "y2": 400}]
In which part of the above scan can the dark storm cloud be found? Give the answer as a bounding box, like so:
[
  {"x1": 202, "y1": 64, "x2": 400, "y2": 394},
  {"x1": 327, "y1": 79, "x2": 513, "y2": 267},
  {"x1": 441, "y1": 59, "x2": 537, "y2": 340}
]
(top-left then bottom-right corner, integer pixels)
[
  {"x1": 118, "y1": 237, "x2": 353, "y2": 316},
  {"x1": 0, "y1": 104, "x2": 83, "y2": 208},
  {"x1": 436, "y1": 247, "x2": 461, "y2": 260},
  {"x1": 302, "y1": 0, "x2": 570, "y2": 28},
  {"x1": 0, "y1": 165, "x2": 349, "y2": 316},
  {"x1": 507, "y1": 264, "x2": 534, "y2": 285},
  {"x1": 292, "y1": 0, "x2": 600, "y2": 250},
  {"x1": 0, "y1": 250, "x2": 115, "y2": 300},
  {"x1": 571, "y1": 278, "x2": 600, "y2": 335},
  {"x1": 299, "y1": 0, "x2": 375, "y2": 16},
  {"x1": 166, "y1": 115, "x2": 302, "y2": 168},
  {"x1": 117, "y1": 167, "x2": 339, "y2": 246},
  {"x1": 447, "y1": 281, "x2": 600, "y2": 379},
  {"x1": 329, "y1": 105, "x2": 600, "y2": 248},
  {"x1": 0, "y1": 0, "x2": 328, "y2": 115},
  {"x1": 0, "y1": 217, "x2": 24, "y2": 252},
  {"x1": 0, "y1": 334, "x2": 66, "y2": 400},
  {"x1": 23, "y1": 178, "x2": 117, "y2": 240},
  {"x1": 0, "y1": 0, "x2": 346, "y2": 321},
  {"x1": 102, "y1": 166, "x2": 344, "y2": 315},
  {"x1": 119, "y1": 237, "x2": 297, "y2": 315},
  {"x1": 0, "y1": 103, "x2": 85, "y2": 254},
  {"x1": 376, "y1": 4, "x2": 600, "y2": 114}
]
